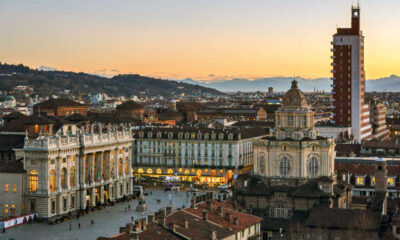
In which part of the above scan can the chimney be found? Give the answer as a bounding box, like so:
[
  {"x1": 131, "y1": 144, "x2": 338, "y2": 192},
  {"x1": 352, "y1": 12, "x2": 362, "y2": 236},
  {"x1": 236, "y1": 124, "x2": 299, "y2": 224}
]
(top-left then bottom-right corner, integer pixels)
[
  {"x1": 147, "y1": 214, "x2": 154, "y2": 223},
  {"x1": 134, "y1": 220, "x2": 141, "y2": 232},
  {"x1": 233, "y1": 218, "x2": 239, "y2": 225},
  {"x1": 211, "y1": 231, "x2": 217, "y2": 240},
  {"x1": 216, "y1": 206, "x2": 223, "y2": 216},
  {"x1": 168, "y1": 222, "x2": 176, "y2": 232},
  {"x1": 191, "y1": 198, "x2": 196, "y2": 209},
  {"x1": 166, "y1": 206, "x2": 172, "y2": 215},
  {"x1": 202, "y1": 210, "x2": 208, "y2": 221},
  {"x1": 130, "y1": 233, "x2": 140, "y2": 240},
  {"x1": 184, "y1": 219, "x2": 189, "y2": 228},
  {"x1": 206, "y1": 201, "x2": 212, "y2": 211},
  {"x1": 126, "y1": 223, "x2": 133, "y2": 233},
  {"x1": 374, "y1": 158, "x2": 387, "y2": 192},
  {"x1": 225, "y1": 212, "x2": 231, "y2": 222},
  {"x1": 159, "y1": 217, "x2": 166, "y2": 226}
]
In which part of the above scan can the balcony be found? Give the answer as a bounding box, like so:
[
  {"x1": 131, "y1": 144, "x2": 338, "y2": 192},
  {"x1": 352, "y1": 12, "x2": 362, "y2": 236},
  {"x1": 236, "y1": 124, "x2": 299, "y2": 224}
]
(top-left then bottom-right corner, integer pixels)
[
  {"x1": 331, "y1": 91, "x2": 336, "y2": 95},
  {"x1": 330, "y1": 62, "x2": 335, "y2": 66},
  {"x1": 330, "y1": 105, "x2": 336, "y2": 109},
  {"x1": 330, "y1": 56, "x2": 336, "y2": 59},
  {"x1": 331, "y1": 77, "x2": 335, "y2": 81},
  {"x1": 330, "y1": 41, "x2": 334, "y2": 45},
  {"x1": 330, "y1": 113, "x2": 336, "y2": 116},
  {"x1": 331, "y1": 70, "x2": 336, "y2": 73},
  {"x1": 331, "y1": 84, "x2": 336, "y2": 88},
  {"x1": 330, "y1": 48, "x2": 335, "y2": 52}
]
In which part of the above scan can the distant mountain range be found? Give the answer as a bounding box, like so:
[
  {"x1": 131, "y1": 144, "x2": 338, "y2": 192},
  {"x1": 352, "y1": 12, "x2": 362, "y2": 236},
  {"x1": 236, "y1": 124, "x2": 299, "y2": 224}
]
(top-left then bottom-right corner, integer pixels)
[
  {"x1": 0, "y1": 63, "x2": 222, "y2": 97},
  {"x1": 178, "y1": 75, "x2": 400, "y2": 92}
]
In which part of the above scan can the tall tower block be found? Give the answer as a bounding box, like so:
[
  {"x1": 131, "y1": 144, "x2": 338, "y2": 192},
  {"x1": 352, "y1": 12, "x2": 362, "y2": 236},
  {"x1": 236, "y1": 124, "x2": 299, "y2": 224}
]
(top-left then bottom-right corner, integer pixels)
[{"x1": 331, "y1": 6, "x2": 371, "y2": 142}]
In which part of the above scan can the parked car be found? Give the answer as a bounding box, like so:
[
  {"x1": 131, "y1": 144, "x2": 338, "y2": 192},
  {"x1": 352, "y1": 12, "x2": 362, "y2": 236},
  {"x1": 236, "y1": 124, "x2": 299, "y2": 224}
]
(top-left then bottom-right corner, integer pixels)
[{"x1": 188, "y1": 187, "x2": 198, "y2": 192}]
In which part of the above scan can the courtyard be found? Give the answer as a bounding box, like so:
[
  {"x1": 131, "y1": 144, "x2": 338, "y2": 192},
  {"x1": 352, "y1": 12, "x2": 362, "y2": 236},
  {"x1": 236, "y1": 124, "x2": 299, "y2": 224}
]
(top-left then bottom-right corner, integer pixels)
[{"x1": 0, "y1": 190, "x2": 197, "y2": 240}]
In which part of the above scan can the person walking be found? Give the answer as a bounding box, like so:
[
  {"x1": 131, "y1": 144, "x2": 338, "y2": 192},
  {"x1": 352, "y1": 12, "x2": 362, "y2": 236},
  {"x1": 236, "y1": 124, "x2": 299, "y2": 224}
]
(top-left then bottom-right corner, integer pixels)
[
  {"x1": 78, "y1": 223, "x2": 81, "y2": 229},
  {"x1": 69, "y1": 222, "x2": 72, "y2": 231}
]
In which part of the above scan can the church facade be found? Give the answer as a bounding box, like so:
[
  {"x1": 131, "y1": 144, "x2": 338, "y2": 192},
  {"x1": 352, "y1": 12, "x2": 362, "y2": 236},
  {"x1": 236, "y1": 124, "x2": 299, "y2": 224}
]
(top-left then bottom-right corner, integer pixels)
[{"x1": 253, "y1": 80, "x2": 336, "y2": 179}]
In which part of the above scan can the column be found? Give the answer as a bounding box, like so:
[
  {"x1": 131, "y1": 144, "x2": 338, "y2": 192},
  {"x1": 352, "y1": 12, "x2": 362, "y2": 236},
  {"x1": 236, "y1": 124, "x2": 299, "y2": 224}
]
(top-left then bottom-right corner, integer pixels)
[
  {"x1": 56, "y1": 156, "x2": 61, "y2": 192},
  {"x1": 108, "y1": 151, "x2": 112, "y2": 181},
  {"x1": 99, "y1": 152, "x2": 103, "y2": 182},
  {"x1": 67, "y1": 155, "x2": 71, "y2": 190},
  {"x1": 91, "y1": 153, "x2": 95, "y2": 185},
  {"x1": 129, "y1": 147, "x2": 133, "y2": 176},
  {"x1": 114, "y1": 148, "x2": 119, "y2": 179},
  {"x1": 122, "y1": 147, "x2": 126, "y2": 178},
  {"x1": 100, "y1": 185, "x2": 104, "y2": 204}
]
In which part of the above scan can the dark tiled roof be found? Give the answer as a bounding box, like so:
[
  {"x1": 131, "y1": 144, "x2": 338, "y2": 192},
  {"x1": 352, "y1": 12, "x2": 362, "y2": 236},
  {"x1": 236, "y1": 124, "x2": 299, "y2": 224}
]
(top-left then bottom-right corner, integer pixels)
[
  {"x1": 34, "y1": 98, "x2": 85, "y2": 108},
  {"x1": 305, "y1": 207, "x2": 381, "y2": 230},
  {"x1": 2, "y1": 111, "x2": 25, "y2": 120},
  {"x1": 65, "y1": 113, "x2": 89, "y2": 122},
  {"x1": 116, "y1": 101, "x2": 144, "y2": 110},
  {"x1": 176, "y1": 101, "x2": 206, "y2": 112},
  {"x1": 157, "y1": 110, "x2": 184, "y2": 121},
  {"x1": 335, "y1": 143, "x2": 361, "y2": 157},
  {"x1": 0, "y1": 160, "x2": 25, "y2": 173},
  {"x1": 0, "y1": 134, "x2": 25, "y2": 151},
  {"x1": 363, "y1": 139, "x2": 400, "y2": 149},
  {"x1": 88, "y1": 112, "x2": 142, "y2": 125},
  {"x1": 135, "y1": 222, "x2": 183, "y2": 240}
]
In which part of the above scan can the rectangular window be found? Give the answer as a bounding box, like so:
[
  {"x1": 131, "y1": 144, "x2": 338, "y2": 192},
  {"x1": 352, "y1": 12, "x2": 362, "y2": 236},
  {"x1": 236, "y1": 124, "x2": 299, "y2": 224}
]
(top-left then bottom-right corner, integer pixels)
[
  {"x1": 51, "y1": 200, "x2": 56, "y2": 214},
  {"x1": 301, "y1": 116, "x2": 306, "y2": 127},
  {"x1": 71, "y1": 196, "x2": 75, "y2": 209},
  {"x1": 388, "y1": 177, "x2": 395, "y2": 187},
  {"x1": 13, "y1": 184, "x2": 16, "y2": 192},
  {"x1": 5, "y1": 184, "x2": 8, "y2": 192},
  {"x1": 287, "y1": 116, "x2": 294, "y2": 126},
  {"x1": 356, "y1": 177, "x2": 364, "y2": 185}
]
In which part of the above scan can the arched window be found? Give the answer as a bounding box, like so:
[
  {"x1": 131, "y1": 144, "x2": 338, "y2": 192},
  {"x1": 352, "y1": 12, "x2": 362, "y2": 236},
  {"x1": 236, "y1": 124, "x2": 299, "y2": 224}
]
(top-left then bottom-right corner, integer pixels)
[
  {"x1": 308, "y1": 156, "x2": 319, "y2": 177},
  {"x1": 156, "y1": 169, "x2": 162, "y2": 174},
  {"x1": 125, "y1": 157, "x2": 129, "y2": 175},
  {"x1": 70, "y1": 167, "x2": 75, "y2": 187},
  {"x1": 279, "y1": 157, "x2": 290, "y2": 177},
  {"x1": 118, "y1": 158, "x2": 123, "y2": 176},
  {"x1": 61, "y1": 168, "x2": 67, "y2": 188},
  {"x1": 138, "y1": 168, "x2": 144, "y2": 174},
  {"x1": 184, "y1": 169, "x2": 190, "y2": 175},
  {"x1": 147, "y1": 168, "x2": 153, "y2": 174},
  {"x1": 49, "y1": 170, "x2": 55, "y2": 192},
  {"x1": 167, "y1": 169, "x2": 173, "y2": 175},
  {"x1": 259, "y1": 155, "x2": 265, "y2": 174},
  {"x1": 29, "y1": 170, "x2": 39, "y2": 193},
  {"x1": 110, "y1": 159, "x2": 115, "y2": 178}
]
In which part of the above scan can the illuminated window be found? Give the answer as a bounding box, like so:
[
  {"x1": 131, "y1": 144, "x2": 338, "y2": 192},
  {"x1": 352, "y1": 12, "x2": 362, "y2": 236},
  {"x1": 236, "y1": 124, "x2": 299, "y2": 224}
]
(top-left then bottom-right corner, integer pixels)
[
  {"x1": 13, "y1": 184, "x2": 16, "y2": 192},
  {"x1": 356, "y1": 176, "x2": 364, "y2": 185},
  {"x1": 156, "y1": 169, "x2": 162, "y2": 174},
  {"x1": 219, "y1": 170, "x2": 223, "y2": 174},
  {"x1": 4, "y1": 184, "x2": 8, "y2": 192},
  {"x1": 70, "y1": 156, "x2": 75, "y2": 162},
  {"x1": 167, "y1": 169, "x2": 173, "y2": 174},
  {"x1": 191, "y1": 168, "x2": 195, "y2": 173},
  {"x1": 50, "y1": 169, "x2": 56, "y2": 192},
  {"x1": 147, "y1": 168, "x2": 153, "y2": 174},
  {"x1": 204, "y1": 169, "x2": 209, "y2": 173},
  {"x1": 184, "y1": 169, "x2": 189, "y2": 175},
  {"x1": 34, "y1": 124, "x2": 39, "y2": 134},
  {"x1": 29, "y1": 170, "x2": 39, "y2": 193},
  {"x1": 138, "y1": 168, "x2": 144, "y2": 174},
  {"x1": 148, "y1": 148, "x2": 151, "y2": 153},
  {"x1": 70, "y1": 167, "x2": 75, "y2": 187},
  {"x1": 371, "y1": 177, "x2": 375, "y2": 186},
  {"x1": 61, "y1": 168, "x2": 67, "y2": 188},
  {"x1": 118, "y1": 158, "x2": 123, "y2": 176},
  {"x1": 178, "y1": 168, "x2": 182, "y2": 172},
  {"x1": 5, "y1": 204, "x2": 8, "y2": 214},
  {"x1": 388, "y1": 177, "x2": 395, "y2": 187},
  {"x1": 125, "y1": 157, "x2": 129, "y2": 175}
]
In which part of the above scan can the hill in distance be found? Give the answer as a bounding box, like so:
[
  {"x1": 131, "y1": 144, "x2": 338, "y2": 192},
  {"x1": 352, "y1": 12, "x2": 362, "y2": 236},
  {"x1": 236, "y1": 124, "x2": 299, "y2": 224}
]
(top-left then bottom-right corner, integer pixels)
[
  {"x1": 179, "y1": 75, "x2": 400, "y2": 92},
  {"x1": 0, "y1": 63, "x2": 222, "y2": 97}
]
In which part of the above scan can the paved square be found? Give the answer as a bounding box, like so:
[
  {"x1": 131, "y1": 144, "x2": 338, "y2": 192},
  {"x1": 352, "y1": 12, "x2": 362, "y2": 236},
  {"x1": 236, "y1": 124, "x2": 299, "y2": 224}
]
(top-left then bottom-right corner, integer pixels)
[{"x1": 1, "y1": 190, "x2": 197, "y2": 240}]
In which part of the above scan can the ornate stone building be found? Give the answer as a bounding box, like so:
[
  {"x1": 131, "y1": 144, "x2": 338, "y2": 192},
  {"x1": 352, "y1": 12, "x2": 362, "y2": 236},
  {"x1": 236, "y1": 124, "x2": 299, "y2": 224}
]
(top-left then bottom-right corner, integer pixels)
[
  {"x1": 14, "y1": 125, "x2": 134, "y2": 220},
  {"x1": 253, "y1": 80, "x2": 336, "y2": 178}
]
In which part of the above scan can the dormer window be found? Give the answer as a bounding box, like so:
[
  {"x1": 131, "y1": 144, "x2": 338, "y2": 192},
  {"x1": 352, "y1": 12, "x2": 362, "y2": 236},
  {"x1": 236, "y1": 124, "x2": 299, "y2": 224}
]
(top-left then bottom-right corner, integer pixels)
[
  {"x1": 219, "y1": 133, "x2": 224, "y2": 140},
  {"x1": 157, "y1": 132, "x2": 162, "y2": 139},
  {"x1": 148, "y1": 132, "x2": 153, "y2": 138},
  {"x1": 228, "y1": 133, "x2": 233, "y2": 140}
]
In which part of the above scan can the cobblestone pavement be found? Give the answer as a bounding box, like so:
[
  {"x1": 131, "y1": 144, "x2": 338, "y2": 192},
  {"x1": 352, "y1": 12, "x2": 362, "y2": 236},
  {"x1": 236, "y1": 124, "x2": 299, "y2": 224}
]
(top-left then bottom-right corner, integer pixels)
[{"x1": 0, "y1": 190, "x2": 197, "y2": 240}]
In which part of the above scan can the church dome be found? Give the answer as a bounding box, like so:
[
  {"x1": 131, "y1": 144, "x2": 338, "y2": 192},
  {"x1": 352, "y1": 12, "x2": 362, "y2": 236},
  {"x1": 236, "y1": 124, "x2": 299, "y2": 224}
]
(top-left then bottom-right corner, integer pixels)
[{"x1": 282, "y1": 79, "x2": 308, "y2": 108}]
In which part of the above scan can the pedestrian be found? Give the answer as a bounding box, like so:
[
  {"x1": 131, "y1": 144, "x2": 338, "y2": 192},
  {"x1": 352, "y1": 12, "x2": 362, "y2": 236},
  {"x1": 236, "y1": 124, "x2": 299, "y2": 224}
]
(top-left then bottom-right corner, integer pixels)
[
  {"x1": 128, "y1": 205, "x2": 131, "y2": 210},
  {"x1": 69, "y1": 222, "x2": 72, "y2": 231},
  {"x1": 2, "y1": 227, "x2": 5, "y2": 233},
  {"x1": 91, "y1": 220, "x2": 94, "y2": 225},
  {"x1": 131, "y1": 216, "x2": 134, "y2": 222},
  {"x1": 78, "y1": 223, "x2": 81, "y2": 229}
]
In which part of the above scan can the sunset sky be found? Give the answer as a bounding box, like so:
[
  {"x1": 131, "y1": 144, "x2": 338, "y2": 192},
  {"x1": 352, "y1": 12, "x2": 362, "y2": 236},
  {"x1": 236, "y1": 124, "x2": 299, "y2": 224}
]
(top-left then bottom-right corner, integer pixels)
[{"x1": 1, "y1": 0, "x2": 399, "y2": 81}]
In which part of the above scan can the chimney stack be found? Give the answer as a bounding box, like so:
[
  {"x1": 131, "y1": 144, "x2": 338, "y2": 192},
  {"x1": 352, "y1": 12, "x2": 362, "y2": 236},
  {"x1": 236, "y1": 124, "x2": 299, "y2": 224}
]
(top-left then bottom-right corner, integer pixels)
[
  {"x1": 191, "y1": 198, "x2": 196, "y2": 209},
  {"x1": 206, "y1": 201, "x2": 212, "y2": 211},
  {"x1": 166, "y1": 206, "x2": 172, "y2": 215},
  {"x1": 184, "y1": 219, "x2": 189, "y2": 228},
  {"x1": 374, "y1": 158, "x2": 387, "y2": 192},
  {"x1": 225, "y1": 212, "x2": 231, "y2": 222},
  {"x1": 147, "y1": 214, "x2": 154, "y2": 223},
  {"x1": 216, "y1": 206, "x2": 223, "y2": 216},
  {"x1": 233, "y1": 218, "x2": 239, "y2": 225},
  {"x1": 211, "y1": 231, "x2": 217, "y2": 240},
  {"x1": 202, "y1": 210, "x2": 208, "y2": 221}
]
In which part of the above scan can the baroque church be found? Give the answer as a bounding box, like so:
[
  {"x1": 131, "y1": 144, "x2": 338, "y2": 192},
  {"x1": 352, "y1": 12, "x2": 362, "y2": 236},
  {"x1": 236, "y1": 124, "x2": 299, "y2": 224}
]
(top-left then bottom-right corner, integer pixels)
[
  {"x1": 254, "y1": 79, "x2": 336, "y2": 178},
  {"x1": 236, "y1": 80, "x2": 351, "y2": 220}
]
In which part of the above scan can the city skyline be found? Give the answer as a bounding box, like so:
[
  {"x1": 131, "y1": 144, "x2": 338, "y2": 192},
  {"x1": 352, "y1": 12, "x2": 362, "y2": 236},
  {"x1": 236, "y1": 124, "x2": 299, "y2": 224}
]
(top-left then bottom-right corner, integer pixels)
[{"x1": 1, "y1": 0, "x2": 400, "y2": 81}]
